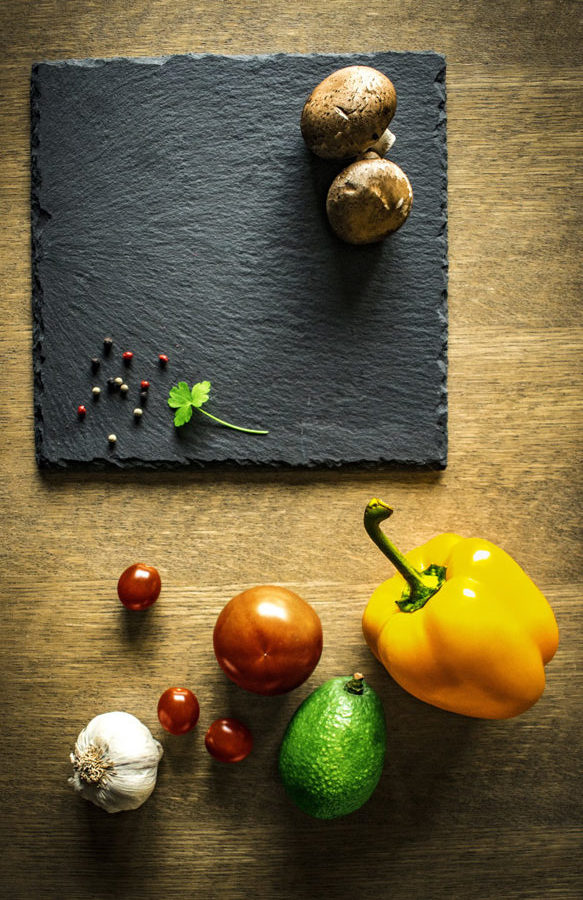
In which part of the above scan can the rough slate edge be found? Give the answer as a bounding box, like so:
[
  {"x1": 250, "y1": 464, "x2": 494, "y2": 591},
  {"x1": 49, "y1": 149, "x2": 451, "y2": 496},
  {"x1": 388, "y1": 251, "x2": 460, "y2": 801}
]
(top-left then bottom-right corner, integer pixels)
[
  {"x1": 30, "y1": 51, "x2": 448, "y2": 472},
  {"x1": 435, "y1": 59, "x2": 448, "y2": 467}
]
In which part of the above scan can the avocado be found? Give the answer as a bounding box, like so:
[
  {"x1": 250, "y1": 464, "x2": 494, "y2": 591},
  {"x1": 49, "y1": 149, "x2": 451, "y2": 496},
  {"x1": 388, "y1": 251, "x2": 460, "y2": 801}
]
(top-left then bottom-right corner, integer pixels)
[{"x1": 278, "y1": 673, "x2": 386, "y2": 819}]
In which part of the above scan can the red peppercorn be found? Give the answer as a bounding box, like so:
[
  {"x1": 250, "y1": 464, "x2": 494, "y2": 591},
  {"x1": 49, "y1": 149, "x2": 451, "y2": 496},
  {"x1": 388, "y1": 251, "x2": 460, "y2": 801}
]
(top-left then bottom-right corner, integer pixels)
[
  {"x1": 77, "y1": 405, "x2": 86, "y2": 417},
  {"x1": 140, "y1": 380, "x2": 150, "y2": 390},
  {"x1": 158, "y1": 354, "x2": 169, "y2": 365},
  {"x1": 122, "y1": 351, "x2": 134, "y2": 362}
]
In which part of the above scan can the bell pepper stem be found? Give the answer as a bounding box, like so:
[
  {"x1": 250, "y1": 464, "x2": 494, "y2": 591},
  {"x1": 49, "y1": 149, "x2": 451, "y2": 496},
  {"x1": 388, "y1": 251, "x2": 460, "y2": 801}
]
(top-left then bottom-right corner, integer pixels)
[{"x1": 364, "y1": 498, "x2": 445, "y2": 612}]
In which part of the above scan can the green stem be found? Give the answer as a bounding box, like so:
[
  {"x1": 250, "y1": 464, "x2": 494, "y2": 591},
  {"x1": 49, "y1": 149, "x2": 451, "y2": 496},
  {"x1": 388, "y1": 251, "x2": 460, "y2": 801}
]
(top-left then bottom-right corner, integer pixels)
[
  {"x1": 344, "y1": 673, "x2": 365, "y2": 695},
  {"x1": 364, "y1": 498, "x2": 445, "y2": 613},
  {"x1": 197, "y1": 408, "x2": 269, "y2": 435}
]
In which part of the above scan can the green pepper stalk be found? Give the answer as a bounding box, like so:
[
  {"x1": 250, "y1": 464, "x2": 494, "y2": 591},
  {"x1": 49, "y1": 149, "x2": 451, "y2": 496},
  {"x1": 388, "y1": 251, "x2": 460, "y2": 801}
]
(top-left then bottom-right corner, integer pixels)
[{"x1": 364, "y1": 498, "x2": 446, "y2": 613}]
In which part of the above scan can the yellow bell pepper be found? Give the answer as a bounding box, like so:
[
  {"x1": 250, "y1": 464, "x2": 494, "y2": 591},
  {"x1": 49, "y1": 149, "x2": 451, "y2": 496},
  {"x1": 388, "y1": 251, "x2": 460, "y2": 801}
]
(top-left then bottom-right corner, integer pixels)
[{"x1": 362, "y1": 499, "x2": 559, "y2": 719}]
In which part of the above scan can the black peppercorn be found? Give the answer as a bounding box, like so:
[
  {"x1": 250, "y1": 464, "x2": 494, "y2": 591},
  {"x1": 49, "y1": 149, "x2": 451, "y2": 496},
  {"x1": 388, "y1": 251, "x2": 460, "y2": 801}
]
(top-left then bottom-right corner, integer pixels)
[
  {"x1": 91, "y1": 357, "x2": 101, "y2": 372},
  {"x1": 107, "y1": 377, "x2": 117, "y2": 391},
  {"x1": 103, "y1": 337, "x2": 113, "y2": 354}
]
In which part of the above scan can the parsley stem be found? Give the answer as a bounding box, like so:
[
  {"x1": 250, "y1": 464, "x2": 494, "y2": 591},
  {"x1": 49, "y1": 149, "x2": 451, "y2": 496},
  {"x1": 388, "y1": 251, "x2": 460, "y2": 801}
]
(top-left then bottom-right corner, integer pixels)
[{"x1": 197, "y1": 408, "x2": 269, "y2": 435}]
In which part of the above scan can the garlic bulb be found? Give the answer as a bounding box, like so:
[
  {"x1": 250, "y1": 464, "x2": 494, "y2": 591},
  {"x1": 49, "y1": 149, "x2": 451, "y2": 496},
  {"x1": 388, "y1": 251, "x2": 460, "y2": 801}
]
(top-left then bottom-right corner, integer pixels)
[{"x1": 69, "y1": 711, "x2": 163, "y2": 813}]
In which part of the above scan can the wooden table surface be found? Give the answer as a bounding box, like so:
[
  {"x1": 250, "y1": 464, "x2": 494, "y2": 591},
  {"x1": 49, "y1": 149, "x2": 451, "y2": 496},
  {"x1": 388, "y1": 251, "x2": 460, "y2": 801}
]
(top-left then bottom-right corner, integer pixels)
[{"x1": 1, "y1": 2, "x2": 581, "y2": 898}]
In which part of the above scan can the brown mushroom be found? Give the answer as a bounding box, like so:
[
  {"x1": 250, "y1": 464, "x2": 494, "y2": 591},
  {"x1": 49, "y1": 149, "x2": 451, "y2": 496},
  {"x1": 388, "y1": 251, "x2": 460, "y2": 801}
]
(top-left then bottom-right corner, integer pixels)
[
  {"x1": 301, "y1": 66, "x2": 397, "y2": 160},
  {"x1": 326, "y1": 153, "x2": 413, "y2": 244}
]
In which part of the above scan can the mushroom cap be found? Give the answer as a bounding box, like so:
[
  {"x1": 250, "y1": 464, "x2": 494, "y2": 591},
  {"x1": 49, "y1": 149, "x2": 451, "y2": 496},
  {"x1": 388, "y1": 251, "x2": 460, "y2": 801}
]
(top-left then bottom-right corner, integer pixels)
[
  {"x1": 301, "y1": 65, "x2": 397, "y2": 159},
  {"x1": 326, "y1": 156, "x2": 413, "y2": 244}
]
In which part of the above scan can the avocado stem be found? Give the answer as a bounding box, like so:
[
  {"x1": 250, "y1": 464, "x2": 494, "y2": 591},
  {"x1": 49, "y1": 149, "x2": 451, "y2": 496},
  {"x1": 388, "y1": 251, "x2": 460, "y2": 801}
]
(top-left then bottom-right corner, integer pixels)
[{"x1": 345, "y1": 673, "x2": 365, "y2": 695}]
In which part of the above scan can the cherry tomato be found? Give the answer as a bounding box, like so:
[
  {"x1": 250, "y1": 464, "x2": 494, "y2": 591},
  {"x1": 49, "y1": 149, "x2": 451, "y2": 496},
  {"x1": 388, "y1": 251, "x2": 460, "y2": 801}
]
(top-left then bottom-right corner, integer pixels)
[
  {"x1": 157, "y1": 687, "x2": 200, "y2": 735},
  {"x1": 205, "y1": 718, "x2": 253, "y2": 763},
  {"x1": 117, "y1": 563, "x2": 161, "y2": 610},
  {"x1": 213, "y1": 585, "x2": 323, "y2": 695}
]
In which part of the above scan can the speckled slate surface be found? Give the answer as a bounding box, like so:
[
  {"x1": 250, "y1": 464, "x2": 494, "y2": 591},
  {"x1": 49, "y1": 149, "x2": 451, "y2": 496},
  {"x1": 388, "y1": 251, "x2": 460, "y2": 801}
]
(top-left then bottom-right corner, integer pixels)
[{"x1": 31, "y1": 51, "x2": 447, "y2": 469}]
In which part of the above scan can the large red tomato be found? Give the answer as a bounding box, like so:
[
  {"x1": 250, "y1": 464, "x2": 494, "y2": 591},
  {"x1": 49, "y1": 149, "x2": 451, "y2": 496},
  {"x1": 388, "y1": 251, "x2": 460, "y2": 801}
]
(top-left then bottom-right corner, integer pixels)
[{"x1": 213, "y1": 585, "x2": 323, "y2": 695}]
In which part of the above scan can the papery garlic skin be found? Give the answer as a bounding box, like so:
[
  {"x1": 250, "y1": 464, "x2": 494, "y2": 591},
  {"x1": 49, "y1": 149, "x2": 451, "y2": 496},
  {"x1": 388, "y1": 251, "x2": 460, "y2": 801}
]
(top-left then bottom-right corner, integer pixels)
[{"x1": 69, "y1": 711, "x2": 163, "y2": 813}]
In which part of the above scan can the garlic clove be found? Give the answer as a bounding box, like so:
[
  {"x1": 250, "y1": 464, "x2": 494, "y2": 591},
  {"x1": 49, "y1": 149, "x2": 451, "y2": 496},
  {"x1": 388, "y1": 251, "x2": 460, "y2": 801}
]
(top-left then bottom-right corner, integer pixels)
[{"x1": 69, "y1": 711, "x2": 163, "y2": 813}]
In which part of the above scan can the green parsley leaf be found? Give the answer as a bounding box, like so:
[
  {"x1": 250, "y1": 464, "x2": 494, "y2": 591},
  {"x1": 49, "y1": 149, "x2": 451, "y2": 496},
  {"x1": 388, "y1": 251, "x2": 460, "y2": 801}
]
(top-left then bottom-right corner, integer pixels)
[
  {"x1": 190, "y1": 380, "x2": 211, "y2": 408},
  {"x1": 167, "y1": 379, "x2": 268, "y2": 434},
  {"x1": 173, "y1": 404, "x2": 193, "y2": 427},
  {"x1": 168, "y1": 381, "x2": 194, "y2": 409}
]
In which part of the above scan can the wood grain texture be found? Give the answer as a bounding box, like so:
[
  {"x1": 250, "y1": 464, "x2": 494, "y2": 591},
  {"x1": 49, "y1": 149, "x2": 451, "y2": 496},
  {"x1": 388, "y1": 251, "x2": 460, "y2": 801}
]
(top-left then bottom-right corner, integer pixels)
[{"x1": 0, "y1": 2, "x2": 581, "y2": 899}]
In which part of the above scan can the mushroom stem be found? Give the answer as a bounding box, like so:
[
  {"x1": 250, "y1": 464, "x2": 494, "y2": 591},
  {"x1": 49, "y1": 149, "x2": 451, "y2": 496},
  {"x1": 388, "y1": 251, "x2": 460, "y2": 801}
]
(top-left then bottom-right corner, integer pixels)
[{"x1": 368, "y1": 127, "x2": 396, "y2": 157}]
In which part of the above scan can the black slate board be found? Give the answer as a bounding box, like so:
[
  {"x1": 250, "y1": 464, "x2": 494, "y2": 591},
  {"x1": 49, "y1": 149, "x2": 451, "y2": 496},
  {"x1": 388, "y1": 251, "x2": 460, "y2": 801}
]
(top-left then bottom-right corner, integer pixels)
[{"x1": 31, "y1": 51, "x2": 447, "y2": 469}]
